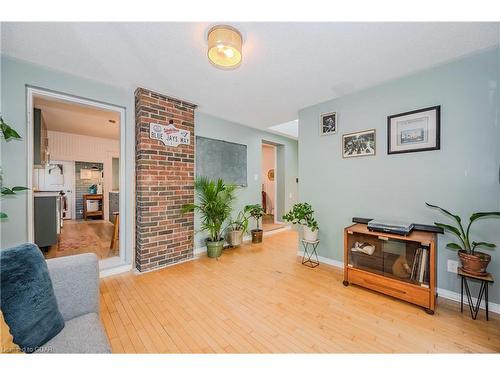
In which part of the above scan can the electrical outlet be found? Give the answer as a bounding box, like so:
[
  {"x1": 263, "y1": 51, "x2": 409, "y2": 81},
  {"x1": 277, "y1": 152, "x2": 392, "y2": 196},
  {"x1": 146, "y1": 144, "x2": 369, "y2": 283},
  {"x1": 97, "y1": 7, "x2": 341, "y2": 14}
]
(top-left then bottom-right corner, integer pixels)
[{"x1": 447, "y1": 259, "x2": 459, "y2": 273}]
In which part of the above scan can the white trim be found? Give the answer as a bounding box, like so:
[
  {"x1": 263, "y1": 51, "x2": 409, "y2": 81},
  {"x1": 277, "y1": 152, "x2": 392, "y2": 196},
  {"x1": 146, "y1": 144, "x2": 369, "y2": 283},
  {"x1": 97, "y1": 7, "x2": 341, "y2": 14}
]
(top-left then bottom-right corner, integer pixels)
[
  {"x1": 26, "y1": 87, "x2": 133, "y2": 273},
  {"x1": 297, "y1": 251, "x2": 500, "y2": 314},
  {"x1": 99, "y1": 263, "x2": 133, "y2": 278}
]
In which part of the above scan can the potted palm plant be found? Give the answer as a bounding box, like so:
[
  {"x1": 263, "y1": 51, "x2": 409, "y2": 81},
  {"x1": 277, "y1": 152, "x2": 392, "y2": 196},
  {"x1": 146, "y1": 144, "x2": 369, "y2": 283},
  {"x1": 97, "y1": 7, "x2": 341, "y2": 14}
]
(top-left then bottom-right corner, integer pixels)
[
  {"x1": 246, "y1": 204, "x2": 265, "y2": 243},
  {"x1": 227, "y1": 206, "x2": 252, "y2": 247},
  {"x1": 182, "y1": 177, "x2": 237, "y2": 258},
  {"x1": 426, "y1": 203, "x2": 500, "y2": 275},
  {"x1": 283, "y1": 202, "x2": 319, "y2": 242}
]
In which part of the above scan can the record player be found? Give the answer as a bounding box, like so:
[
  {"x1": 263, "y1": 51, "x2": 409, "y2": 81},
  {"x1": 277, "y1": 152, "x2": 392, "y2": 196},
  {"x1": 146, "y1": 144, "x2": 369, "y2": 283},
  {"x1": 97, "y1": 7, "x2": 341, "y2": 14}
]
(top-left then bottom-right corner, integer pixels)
[{"x1": 367, "y1": 219, "x2": 414, "y2": 236}]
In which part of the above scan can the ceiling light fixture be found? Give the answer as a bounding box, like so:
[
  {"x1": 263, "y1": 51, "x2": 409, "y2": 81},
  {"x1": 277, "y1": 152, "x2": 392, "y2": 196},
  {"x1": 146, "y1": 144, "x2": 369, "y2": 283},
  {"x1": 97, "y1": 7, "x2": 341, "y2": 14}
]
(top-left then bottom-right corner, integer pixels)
[{"x1": 207, "y1": 25, "x2": 242, "y2": 70}]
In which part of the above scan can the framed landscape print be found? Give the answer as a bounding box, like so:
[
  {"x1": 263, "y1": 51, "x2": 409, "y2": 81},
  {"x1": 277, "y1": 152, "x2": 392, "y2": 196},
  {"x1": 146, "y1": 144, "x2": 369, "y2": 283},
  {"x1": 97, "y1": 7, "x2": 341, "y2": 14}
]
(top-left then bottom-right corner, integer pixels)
[
  {"x1": 387, "y1": 106, "x2": 440, "y2": 154},
  {"x1": 342, "y1": 129, "x2": 376, "y2": 158},
  {"x1": 320, "y1": 111, "x2": 337, "y2": 135}
]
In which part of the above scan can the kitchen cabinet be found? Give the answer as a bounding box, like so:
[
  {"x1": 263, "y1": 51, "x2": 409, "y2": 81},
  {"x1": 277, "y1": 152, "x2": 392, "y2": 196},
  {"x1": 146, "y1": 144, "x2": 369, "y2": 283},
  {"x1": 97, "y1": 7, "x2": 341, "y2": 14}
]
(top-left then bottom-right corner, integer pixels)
[{"x1": 33, "y1": 108, "x2": 49, "y2": 168}]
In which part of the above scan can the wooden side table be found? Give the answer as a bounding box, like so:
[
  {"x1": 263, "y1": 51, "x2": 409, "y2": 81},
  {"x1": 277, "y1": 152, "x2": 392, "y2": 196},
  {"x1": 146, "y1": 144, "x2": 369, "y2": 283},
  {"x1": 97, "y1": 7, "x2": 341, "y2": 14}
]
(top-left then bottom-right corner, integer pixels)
[
  {"x1": 83, "y1": 194, "x2": 104, "y2": 220},
  {"x1": 458, "y1": 267, "x2": 494, "y2": 321},
  {"x1": 301, "y1": 239, "x2": 320, "y2": 268}
]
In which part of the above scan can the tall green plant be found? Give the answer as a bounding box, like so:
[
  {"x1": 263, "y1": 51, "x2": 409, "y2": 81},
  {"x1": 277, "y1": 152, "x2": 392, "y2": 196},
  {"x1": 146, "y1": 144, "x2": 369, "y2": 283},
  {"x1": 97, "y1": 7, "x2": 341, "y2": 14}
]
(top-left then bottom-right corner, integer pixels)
[
  {"x1": 1, "y1": 116, "x2": 28, "y2": 219},
  {"x1": 282, "y1": 202, "x2": 319, "y2": 231},
  {"x1": 426, "y1": 202, "x2": 500, "y2": 255},
  {"x1": 182, "y1": 177, "x2": 237, "y2": 242},
  {"x1": 245, "y1": 204, "x2": 264, "y2": 230}
]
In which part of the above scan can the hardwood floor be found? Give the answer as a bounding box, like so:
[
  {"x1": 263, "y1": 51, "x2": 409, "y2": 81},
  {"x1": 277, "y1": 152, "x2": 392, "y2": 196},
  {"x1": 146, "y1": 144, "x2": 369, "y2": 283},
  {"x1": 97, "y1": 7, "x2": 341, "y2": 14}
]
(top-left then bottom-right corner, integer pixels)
[
  {"x1": 46, "y1": 219, "x2": 116, "y2": 260},
  {"x1": 262, "y1": 214, "x2": 286, "y2": 232},
  {"x1": 99, "y1": 230, "x2": 500, "y2": 353}
]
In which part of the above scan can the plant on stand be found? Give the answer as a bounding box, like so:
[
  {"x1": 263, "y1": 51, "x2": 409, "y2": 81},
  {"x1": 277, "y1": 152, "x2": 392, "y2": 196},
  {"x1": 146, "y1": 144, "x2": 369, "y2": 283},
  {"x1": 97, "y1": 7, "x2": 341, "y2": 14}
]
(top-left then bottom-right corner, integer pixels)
[
  {"x1": 283, "y1": 202, "x2": 319, "y2": 242},
  {"x1": 1, "y1": 116, "x2": 28, "y2": 219},
  {"x1": 227, "y1": 205, "x2": 252, "y2": 247},
  {"x1": 182, "y1": 177, "x2": 237, "y2": 258},
  {"x1": 426, "y1": 202, "x2": 500, "y2": 276},
  {"x1": 245, "y1": 204, "x2": 265, "y2": 243}
]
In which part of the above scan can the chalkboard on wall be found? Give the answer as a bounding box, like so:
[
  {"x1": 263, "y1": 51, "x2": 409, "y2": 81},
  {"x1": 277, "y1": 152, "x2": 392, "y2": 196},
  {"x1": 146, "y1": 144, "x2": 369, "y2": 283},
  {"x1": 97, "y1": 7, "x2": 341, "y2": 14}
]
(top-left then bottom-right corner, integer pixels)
[{"x1": 196, "y1": 136, "x2": 247, "y2": 187}]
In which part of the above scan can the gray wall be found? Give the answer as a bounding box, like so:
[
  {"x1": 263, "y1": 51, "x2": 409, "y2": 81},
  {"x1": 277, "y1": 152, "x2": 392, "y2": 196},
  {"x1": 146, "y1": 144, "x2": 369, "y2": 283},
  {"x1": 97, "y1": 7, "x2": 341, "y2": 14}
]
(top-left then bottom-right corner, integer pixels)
[
  {"x1": 195, "y1": 112, "x2": 298, "y2": 248},
  {"x1": 298, "y1": 47, "x2": 500, "y2": 303}
]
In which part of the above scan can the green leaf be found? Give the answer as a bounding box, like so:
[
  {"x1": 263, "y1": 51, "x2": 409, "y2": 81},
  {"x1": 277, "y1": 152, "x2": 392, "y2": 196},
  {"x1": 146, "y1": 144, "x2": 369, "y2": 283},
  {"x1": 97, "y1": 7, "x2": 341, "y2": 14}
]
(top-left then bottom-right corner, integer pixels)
[
  {"x1": 1, "y1": 187, "x2": 15, "y2": 195},
  {"x1": 446, "y1": 243, "x2": 463, "y2": 250},
  {"x1": 472, "y1": 241, "x2": 496, "y2": 250},
  {"x1": 434, "y1": 222, "x2": 462, "y2": 238},
  {"x1": 0, "y1": 212, "x2": 7, "y2": 219},
  {"x1": 426, "y1": 202, "x2": 462, "y2": 225},
  {"x1": 12, "y1": 186, "x2": 29, "y2": 192},
  {"x1": 469, "y1": 212, "x2": 500, "y2": 223},
  {"x1": 0, "y1": 117, "x2": 22, "y2": 140}
]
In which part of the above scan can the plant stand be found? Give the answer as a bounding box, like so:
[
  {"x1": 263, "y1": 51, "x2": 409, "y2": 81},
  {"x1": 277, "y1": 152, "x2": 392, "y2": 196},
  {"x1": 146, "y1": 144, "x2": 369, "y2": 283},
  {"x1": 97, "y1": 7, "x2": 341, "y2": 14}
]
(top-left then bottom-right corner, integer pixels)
[
  {"x1": 459, "y1": 267, "x2": 494, "y2": 321},
  {"x1": 301, "y1": 239, "x2": 320, "y2": 268}
]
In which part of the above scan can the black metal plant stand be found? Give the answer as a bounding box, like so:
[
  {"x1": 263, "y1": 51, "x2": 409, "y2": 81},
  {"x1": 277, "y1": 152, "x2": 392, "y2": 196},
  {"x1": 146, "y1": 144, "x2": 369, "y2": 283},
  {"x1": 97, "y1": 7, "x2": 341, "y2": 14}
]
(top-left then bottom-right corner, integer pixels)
[
  {"x1": 459, "y1": 267, "x2": 494, "y2": 321},
  {"x1": 301, "y1": 239, "x2": 320, "y2": 268}
]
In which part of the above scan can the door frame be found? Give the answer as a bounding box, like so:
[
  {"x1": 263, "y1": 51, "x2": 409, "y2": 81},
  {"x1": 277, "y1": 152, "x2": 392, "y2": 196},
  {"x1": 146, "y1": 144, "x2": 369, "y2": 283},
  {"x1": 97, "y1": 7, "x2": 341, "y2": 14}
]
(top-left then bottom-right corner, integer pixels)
[
  {"x1": 26, "y1": 86, "x2": 132, "y2": 273},
  {"x1": 262, "y1": 140, "x2": 283, "y2": 224}
]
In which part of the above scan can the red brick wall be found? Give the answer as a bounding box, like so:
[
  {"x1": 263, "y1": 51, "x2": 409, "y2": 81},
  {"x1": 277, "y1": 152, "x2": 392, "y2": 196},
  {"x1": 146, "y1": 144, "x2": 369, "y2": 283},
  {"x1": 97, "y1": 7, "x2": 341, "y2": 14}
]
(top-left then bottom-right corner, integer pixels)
[{"x1": 135, "y1": 88, "x2": 196, "y2": 272}]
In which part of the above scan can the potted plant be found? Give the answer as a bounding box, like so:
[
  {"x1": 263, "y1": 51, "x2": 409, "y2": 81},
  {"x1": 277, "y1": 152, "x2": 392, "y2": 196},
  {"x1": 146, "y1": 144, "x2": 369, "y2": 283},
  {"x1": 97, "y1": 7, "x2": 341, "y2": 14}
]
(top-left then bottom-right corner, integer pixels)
[
  {"x1": 182, "y1": 177, "x2": 237, "y2": 258},
  {"x1": 1, "y1": 116, "x2": 28, "y2": 219},
  {"x1": 426, "y1": 203, "x2": 500, "y2": 276},
  {"x1": 246, "y1": 204, "x2": 265, "y2": 243},
  {"x1": 282, "y1": 202, "x2": 319, "y2": 242},
  {"x1": 226, "y1": 206, "x2": 252, "y2": 247}
]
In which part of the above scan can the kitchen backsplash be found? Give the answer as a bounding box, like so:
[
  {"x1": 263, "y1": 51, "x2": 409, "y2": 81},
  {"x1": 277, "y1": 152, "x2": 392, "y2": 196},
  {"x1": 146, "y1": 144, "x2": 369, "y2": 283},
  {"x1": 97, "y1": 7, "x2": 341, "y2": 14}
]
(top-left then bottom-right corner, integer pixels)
[{"x1": 75, "y1": 161, "x2": 103, "y2": 220}]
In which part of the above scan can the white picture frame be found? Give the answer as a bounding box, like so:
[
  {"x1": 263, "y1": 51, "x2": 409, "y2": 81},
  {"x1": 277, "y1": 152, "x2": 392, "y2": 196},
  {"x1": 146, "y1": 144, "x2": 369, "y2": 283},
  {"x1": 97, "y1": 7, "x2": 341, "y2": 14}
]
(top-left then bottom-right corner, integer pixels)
[{"x1": 320, "y1": 111, "x2": 337, "y2": 136}]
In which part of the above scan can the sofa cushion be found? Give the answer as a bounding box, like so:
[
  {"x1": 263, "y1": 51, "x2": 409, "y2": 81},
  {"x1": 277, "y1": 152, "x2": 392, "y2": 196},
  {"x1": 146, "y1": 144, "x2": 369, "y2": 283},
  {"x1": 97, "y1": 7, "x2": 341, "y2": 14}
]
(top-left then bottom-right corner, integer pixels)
[
  {"x1": 35, "y1": 313, "x2": 111, "y2": 353},
  {"x1": 0, "y1": 243, "x2": 65, "y2": 353}
]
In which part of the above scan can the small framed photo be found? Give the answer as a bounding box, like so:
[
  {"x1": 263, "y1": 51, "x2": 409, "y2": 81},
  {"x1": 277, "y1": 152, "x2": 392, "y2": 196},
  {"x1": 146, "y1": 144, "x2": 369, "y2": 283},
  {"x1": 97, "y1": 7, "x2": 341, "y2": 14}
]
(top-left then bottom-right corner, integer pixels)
[
  {"x1": 387, "y1": 106, "x2": 440, "y2": 155},
  {"x1": 342, "y1": 129, "x2": 376, "y2": 158},
  {"x1": 320, "y1": 111, "x2": 337, "y2": 136}
]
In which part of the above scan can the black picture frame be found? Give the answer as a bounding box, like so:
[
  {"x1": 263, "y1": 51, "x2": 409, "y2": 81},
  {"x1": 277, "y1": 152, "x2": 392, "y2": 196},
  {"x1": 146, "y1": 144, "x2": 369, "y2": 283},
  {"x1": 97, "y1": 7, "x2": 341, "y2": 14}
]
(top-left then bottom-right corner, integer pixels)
[{"x1": 387, "y1": 105, "x2": 440, "y2": 155}]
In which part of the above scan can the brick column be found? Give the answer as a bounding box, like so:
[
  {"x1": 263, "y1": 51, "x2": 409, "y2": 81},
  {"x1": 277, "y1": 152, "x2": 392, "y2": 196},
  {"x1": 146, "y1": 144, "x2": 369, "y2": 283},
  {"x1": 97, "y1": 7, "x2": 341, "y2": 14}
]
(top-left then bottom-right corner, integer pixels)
[{"x1": 135, "y1": 88, "x2": 196, "y2": 272}]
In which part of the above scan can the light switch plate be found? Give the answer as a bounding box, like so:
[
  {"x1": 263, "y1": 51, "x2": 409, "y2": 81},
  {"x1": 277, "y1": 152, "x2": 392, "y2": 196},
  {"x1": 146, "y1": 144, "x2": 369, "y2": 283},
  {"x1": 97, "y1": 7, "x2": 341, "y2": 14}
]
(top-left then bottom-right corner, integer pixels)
[{"x1": 447, "y1": 259, "x2": 459, "y2": 273}]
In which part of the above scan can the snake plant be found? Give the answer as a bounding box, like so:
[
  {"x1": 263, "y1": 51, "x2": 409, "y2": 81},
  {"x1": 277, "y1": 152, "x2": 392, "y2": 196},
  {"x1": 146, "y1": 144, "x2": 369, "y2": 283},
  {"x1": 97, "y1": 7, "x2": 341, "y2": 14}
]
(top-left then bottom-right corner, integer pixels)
[{"x1": 426, "y1": 202, "x2": 500, "y2": 255}]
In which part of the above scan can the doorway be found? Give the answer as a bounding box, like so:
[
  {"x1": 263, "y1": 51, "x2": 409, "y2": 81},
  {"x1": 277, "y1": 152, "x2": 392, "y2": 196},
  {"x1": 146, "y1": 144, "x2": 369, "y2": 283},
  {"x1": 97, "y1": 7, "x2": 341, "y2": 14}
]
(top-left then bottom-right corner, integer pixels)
[
  {"x1": 26, "y1": 87, "x2": 130, "y2": 273},
  {"x1": 261, "y1": 142, "x2": 285, "y2": 232}
]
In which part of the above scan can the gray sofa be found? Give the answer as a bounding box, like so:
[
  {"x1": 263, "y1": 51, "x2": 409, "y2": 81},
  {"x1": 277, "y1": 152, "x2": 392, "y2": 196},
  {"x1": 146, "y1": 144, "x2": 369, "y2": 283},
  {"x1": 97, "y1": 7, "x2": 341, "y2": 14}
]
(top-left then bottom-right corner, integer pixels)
[{"x1": 35, "y1": 253, "x2": 111, "y2": 353}]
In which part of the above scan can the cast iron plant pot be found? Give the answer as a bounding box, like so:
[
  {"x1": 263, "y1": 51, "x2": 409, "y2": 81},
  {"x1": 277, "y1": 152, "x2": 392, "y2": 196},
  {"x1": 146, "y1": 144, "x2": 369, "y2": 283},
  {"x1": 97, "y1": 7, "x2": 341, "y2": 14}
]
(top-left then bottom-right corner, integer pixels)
[
  {"x1": 251, "y1": 229, "x2": 263, "y2": 244},
  {"x1": 458, "y1": 250, "x2": 491, "y2": 276},
  {"x1": 206, "y1": 239, "x2": 224, "y2": 258}
]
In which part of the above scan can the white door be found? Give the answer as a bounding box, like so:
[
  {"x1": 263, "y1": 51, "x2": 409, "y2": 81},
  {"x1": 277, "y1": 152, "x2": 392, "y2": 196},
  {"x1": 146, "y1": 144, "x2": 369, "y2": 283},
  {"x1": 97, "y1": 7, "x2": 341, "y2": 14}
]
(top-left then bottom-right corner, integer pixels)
[{"x1": 43, "y1": 160, "x2": 75, "y2": 220}]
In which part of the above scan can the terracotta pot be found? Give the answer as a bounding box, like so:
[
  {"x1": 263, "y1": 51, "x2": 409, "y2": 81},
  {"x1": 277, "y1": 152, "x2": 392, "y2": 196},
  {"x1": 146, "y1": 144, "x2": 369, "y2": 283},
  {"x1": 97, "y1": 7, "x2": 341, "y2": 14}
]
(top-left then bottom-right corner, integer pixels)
[
  {"x1": 458, "y1": 250, "x2": 491, "y2": 276},
  {"x1": 251, "y1": 229, "x2": 263, "y2": 243}
]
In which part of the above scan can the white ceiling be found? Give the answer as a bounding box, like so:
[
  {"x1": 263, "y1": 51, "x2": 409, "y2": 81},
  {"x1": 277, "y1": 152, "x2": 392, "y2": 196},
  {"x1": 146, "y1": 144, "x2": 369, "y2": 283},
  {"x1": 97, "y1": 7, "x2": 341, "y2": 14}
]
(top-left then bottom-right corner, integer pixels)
[
  {"x1": 268, "y1": 120, "x2": 299, "y2": 139},
  {"x1": 3, "y1": 22, "x2": 499, "y2": 131},
  {"x1": 34, "y1": 96, "x2": 120, "y2": 139}
]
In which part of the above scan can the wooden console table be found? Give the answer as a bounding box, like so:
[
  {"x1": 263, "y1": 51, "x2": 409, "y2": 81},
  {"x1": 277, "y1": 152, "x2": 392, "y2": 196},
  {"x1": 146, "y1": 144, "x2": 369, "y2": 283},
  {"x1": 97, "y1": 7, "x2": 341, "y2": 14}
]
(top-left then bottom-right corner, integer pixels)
[
  {"x1": 83, "y1": 194, "x2": 104, "y2": 220},
  {"x1": 343, "y1": 223, "x2": 437, "y2": 314}
]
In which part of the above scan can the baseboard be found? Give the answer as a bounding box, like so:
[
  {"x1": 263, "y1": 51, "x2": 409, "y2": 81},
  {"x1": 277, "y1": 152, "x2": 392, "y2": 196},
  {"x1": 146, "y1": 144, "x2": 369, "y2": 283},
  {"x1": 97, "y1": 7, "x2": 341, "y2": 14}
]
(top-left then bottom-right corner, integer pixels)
[
  {"x1": 297, "y1": 251, "x2": 500, "y2": 314},
  {"x1": 194, "y1": 227, "x2": 293, "y2": 257},
  {"x1": 100, "y1": 263, "x2": 133, "y2": 278}
]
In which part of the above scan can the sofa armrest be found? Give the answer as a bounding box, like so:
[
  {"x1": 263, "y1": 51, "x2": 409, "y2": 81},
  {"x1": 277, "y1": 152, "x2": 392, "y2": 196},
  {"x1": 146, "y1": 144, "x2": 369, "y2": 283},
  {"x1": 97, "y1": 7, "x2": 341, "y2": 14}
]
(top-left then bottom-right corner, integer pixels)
[{"x1": 46, "y1": 253, "x2": 99, "y2": 322}]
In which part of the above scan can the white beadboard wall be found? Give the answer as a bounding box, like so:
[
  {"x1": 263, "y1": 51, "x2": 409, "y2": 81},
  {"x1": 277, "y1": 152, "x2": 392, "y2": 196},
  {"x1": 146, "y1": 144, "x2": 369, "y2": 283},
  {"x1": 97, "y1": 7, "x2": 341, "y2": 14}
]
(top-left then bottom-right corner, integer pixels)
[{"x1": 47, "y1": 130, "x2": 120, "y2": 220}]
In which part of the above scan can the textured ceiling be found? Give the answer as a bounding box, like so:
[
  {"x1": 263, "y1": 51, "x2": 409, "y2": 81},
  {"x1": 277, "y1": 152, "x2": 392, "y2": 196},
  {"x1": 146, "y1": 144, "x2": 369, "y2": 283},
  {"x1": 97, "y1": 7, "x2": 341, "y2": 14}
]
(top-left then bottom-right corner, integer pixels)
[{"x1": 3, "y1": 22, "x2": 499, "y2": 130}]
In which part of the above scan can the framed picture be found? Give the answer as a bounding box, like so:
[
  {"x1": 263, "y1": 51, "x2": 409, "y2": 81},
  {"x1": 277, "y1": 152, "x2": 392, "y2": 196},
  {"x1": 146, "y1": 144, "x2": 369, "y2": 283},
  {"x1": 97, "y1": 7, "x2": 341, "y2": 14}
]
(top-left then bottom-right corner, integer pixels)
[
  {"x1": 320, "y1": 111, "x2": 337, "y2": 135},
  {"x1": 342, "y1": 129, "x2": 376, "y2": 158},
  {"x1": 387, "y1": 106, "x2": 440, "y2": 154}
]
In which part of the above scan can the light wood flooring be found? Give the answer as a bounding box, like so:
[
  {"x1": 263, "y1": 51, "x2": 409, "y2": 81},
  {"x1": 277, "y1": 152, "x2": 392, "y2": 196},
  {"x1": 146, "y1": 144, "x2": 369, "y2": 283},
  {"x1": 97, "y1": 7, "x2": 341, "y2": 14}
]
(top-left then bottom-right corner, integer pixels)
[
  {"x1": 99, "y1": 230, "x2": 500, "y2": 353},
  {"x1": 262, "y1": 214, "x2": 286, "y2": 232},
  {"x1": 46, "y1": 219, "x2": 116, "y2": 260}
]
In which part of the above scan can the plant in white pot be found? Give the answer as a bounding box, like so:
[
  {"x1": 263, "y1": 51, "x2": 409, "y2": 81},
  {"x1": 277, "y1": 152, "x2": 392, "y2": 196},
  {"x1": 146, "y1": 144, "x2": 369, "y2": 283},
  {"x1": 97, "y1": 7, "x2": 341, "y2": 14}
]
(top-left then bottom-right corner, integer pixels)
[
  {"x1": 245, "y1": 204, "x2": 265, "y2": 243},
  {"x1": 426, "y1": 203, "x2": 500, "y2": 276},
  {"x1": 283, "y1": 202, "x2": 319, "y2": 242},
  {"x1": 182, "y1": 177, "x2": 237, "y2": 258},
  {"x1": 226, "y1": 206, "x2": 252, "y2": 247}
]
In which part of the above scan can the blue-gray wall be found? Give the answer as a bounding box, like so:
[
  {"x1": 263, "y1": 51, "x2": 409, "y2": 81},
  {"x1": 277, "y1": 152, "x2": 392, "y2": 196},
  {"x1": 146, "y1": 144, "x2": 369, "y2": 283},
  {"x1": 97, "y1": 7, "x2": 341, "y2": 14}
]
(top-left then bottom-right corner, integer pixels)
[
  {"x1": 298, "y1": 48, "x2": 500, "y2": 303},
  {"x1": 195, "y1": 112, "x2": 298, "y2": 248},
  {"x1": 0, "y1": 54, "x2": 135, "y2": 266}
]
